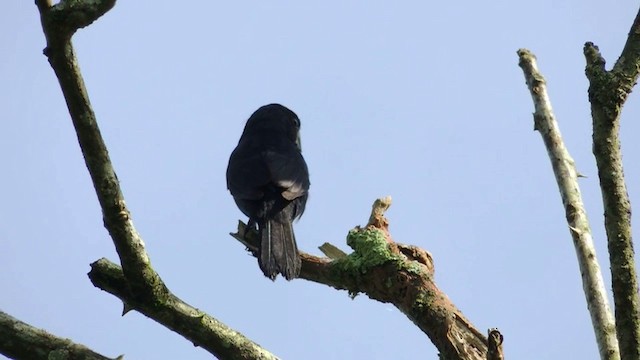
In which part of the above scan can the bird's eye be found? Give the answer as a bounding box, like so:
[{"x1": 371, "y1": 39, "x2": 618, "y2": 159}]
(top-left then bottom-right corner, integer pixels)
[{"x1": 293, "y1": 117, "x2": 300, "y2": 128}]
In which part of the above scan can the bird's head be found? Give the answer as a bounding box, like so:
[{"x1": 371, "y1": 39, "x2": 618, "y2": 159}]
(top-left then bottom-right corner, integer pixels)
[{"x1": 242, "y1": 104, "x2": 302, "y2": 149}]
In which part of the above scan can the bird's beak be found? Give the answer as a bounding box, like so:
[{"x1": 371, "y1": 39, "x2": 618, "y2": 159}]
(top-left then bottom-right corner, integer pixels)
[{"x1": 296, "y1": 133, "x2": 302, "y2": 151}]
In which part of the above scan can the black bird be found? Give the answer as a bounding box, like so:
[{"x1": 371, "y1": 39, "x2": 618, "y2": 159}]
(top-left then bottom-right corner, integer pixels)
[{"x1": 226, "y1": 104, "x2": 310, "y2": 280}]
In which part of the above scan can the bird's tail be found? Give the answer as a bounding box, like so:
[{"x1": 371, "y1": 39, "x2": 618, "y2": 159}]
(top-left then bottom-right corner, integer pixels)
[{"x1": 258, "y1": 215, "x2": 301, "y2": 280}]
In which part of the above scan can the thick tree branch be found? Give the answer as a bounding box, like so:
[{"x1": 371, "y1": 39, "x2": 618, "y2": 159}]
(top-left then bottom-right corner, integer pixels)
[
  {"x1": 517, "y1": 49, "x2": 619, "y2": 360},
  {"x1": 232, "y1": 197, "x2": 489, "y2": 360},
  {"x1": 88, "y1": 260, "x2": 278, "y2": 360},
  {"x1": 583, "y1": 8, "x2": 640, "y2": 358},
  {"x1": 0, "y1": 310, "x2": 119, "y2": 360},
  {"x1": 36, "y1": 1, "x2": 279, "y2": 359}
]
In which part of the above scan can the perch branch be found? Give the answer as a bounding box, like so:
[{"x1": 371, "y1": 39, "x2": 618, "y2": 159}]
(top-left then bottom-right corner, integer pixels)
[
  {"x1": 36, "y1": 1, "x2": 280, "y2": 359},
  {"x1": 517, "y1": 49, "x2": 619, "y2": 360},
  {"x1": 231, "y1": 197, "x2": 488, "y2": 360},
  {"x1": 0, "y1": 310, "x2": 120, "y2": 360}
]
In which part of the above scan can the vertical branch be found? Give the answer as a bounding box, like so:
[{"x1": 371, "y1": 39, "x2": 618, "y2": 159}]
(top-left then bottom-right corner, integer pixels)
[
  {"x1": 517, "y1": 49, "x2": 619, "y2": 360},
  {"x1": 583, "y1": 8, "x2": 640, "y2": 358}
]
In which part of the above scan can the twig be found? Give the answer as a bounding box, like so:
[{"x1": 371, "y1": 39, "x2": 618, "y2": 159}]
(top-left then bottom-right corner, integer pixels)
[
  {"x1": 517, "y1": 49, "x2": 619, "y2": 360},
  {"x1": 0, "y1": 310, "x2": 120, "y2": 360},
  {"x1": 318, "y1": 242, "x2": 348, "y2": 259},
  {"x1": 582, "y1": 8, "x2": 640, "y2": 357}
]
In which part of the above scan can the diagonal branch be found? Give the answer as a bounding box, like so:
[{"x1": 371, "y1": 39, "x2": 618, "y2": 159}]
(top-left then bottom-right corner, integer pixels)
[
  {"x1": 88, "y1": 259, "x2": 278, "y2": 360},
  {"x1": 35, "y1": 1, "x2": 280, "y2": 359},
  {"x1": 517, "y1": 49, "x2": 619, "y2": 360},
  {"x1": 0, "y1": 310, "x2": 120, "y2": 360},
  {"x1": 231, "y1": 197, "x2": 490, "y2": 360},
  {"x1": 583, "y1": 7, "x2": 640, "y2": 358}
]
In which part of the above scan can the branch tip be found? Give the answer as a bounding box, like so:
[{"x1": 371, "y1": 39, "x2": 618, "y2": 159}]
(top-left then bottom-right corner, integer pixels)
[
  {"x1": 318, "y1": 243, "x2": 348, "y2": 259},
  {"x1": 516, "y1": 48, "x2": 535, "y2": 61},
  {"x1": 35, "y1": 0, "x2": 52, "y2": 11},
  {"x1": 367, "y1": 196, "x2": 392, "y2": 230},
  {"x1": 487, "y1": 328, "x2": 504, "y2": 360},
  {"x1": 584, "y1": 42, "x2": 606, "y2": 70}
]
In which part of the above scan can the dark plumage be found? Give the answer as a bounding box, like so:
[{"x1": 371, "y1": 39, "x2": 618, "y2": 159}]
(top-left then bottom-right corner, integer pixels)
[{"x1": 226, "y1": 104, "x2": 310, "y2": 280}]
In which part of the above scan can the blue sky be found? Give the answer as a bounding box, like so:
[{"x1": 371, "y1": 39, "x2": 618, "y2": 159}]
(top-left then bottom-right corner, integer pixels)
[{"x1": 2, "y1": 1, "x2": 639, "y2": 359}]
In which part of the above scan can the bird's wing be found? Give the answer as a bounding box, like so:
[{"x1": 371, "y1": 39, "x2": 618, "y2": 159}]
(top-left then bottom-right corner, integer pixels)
[
  {"x1": 264, "y1": 149, "x2": 310, "y2": 201},
  {"x1": 226, "y1": 145, "x2": 271, "y2": 200}
]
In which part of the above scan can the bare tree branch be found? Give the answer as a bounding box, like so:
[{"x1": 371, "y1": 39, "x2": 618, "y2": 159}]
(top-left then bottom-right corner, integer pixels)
[
  {"x1": 0, "y1": 310, "x2": 120, "y2": 360},
  {"x1": 35, "y1": 1, "x2": 279, "y2": 359},
  {"x1": 231, "y1": 197, "x2": 489, "y2": 360},
  {"x1": 583, "y1": 7, "x2": 640, "y2": 358},
  {"x1": 88, "y1": 259, "x2": 278, "y2": 360},
  {"x1": 517, "y1": 49, "x2": 619, "y2": 360}
]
